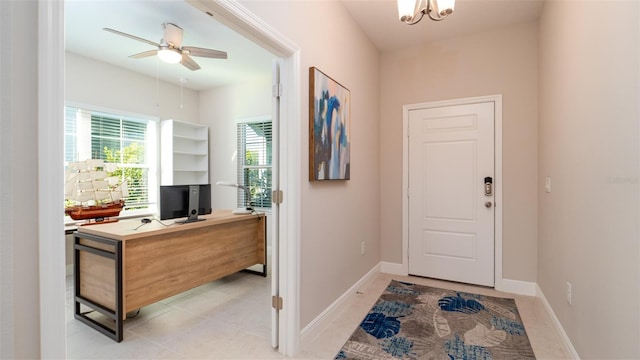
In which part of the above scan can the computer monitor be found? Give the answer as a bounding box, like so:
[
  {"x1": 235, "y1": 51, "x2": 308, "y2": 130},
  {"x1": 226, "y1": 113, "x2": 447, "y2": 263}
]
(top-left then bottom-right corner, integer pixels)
[{"x1": 159, "y1": 184, "x2": 212, "y2": 223}]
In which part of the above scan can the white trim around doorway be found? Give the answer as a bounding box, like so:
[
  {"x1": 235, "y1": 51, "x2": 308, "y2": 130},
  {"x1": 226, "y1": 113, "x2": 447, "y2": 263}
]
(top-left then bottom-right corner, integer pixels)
[
  {"x1": 401, "y1": 94, "x2": 504, "y2": 291},
  {"x1": 38, "y1": 1, "x2": 66, "y2": 357}
]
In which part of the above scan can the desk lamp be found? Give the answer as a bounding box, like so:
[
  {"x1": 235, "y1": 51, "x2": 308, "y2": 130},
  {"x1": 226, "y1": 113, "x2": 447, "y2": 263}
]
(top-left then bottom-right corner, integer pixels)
[{"x1": 215, "y1": 181, "x2": 252, "y2": 214}]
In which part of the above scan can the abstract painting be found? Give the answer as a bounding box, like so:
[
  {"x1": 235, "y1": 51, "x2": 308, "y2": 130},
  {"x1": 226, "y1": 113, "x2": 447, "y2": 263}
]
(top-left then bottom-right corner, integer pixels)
[{"x1": 309, "y1": 67, "x2": 350, "y2": 181}]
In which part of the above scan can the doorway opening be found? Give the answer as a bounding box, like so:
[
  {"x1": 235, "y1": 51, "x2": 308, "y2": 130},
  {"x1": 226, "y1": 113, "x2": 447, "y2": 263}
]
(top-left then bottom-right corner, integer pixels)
[{"x1": 39, "y1": 0, "x2": 301, "y2": 357}]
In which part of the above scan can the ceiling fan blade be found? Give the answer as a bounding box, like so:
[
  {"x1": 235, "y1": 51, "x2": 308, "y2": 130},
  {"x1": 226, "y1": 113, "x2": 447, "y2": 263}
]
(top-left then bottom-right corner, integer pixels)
[
  {"x1": 103, "y1": 28, "x2": 160, "y2": 48},
  {"x1": 129, "y1": 50, "x2": 157, "y2": 59},
  {"x1": 182, "y1": 46, "x2": 228, "y2": 59},
  {"x1": 180, "y1": 54, "x2": 201, "y2": 71}
]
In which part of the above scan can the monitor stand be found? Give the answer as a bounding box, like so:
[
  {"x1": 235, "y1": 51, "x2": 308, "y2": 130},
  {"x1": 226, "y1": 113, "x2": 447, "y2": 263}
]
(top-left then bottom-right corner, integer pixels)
[{"x1": 176, "y1": 185, "x2": 206, "y2": 224}]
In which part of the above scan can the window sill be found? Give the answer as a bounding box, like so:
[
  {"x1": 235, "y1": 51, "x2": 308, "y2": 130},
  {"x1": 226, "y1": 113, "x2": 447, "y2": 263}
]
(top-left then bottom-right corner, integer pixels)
[{"x1": 64, "y1": 209, "x2": 156, "y2": 228}]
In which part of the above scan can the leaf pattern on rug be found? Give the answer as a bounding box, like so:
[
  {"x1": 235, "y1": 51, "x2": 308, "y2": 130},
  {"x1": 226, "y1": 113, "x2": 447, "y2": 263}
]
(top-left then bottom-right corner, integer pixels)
[
  {"x1": 420, "y1": 349, "x2": 452, "y2": 359},
  {"x1": 445, "y1": 334, "x2": 493, "y2": 360},
  {"x1": 387, "y1": 282, "x2": 421, "y2": 296},
  {"x1": 402, "y1": 318, "x2": 434, "y2": 338},
  {"x1": 417, "y1": 292, "x2": 441, "y2": 306},
  {"x1": 439, "y1": 293, "x2": 485, "y2": 314},
  {"x1": 336, "y1": 280, "x2": 536, "y2": 360},
  {"x1": 433, "y1": 311, "x2": 451, "y2": 338},
  {"x1": 372, "y1": 300, "x2": 413, "y2": 317},
  {"x1": 417, "y1": 293, "x2": 444, "y2": 321},
  {"x1": 490, "y1": 315, "x2": 526, "y2": 335},
  {"x1": 381, "y1": 336, "x2": 414, "y2": 357},
  {"x1": 335, "y1": 341, "x2": 396, "y2": 360},
  {"x1": 360, "y1": 312, "x2": 401, "y2": 339},
  {"x1": 481, "y1": 300, "x2": 517, "y2": 320},
  {"x1": 464, "y1": 323, "x2": 507, "y2": 347}
]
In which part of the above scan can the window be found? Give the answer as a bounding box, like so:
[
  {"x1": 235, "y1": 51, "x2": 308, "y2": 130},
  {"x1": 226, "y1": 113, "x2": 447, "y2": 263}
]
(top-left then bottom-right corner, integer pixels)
[
  {"x1": 237, "y1": 120, "x2": 272, "y2": 209},
  {"x1": 64, "y1": 105, "x2": 158, "y2": 217}
]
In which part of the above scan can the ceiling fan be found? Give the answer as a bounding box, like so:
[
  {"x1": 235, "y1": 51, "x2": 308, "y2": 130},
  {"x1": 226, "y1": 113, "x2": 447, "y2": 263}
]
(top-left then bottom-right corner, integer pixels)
[{"x1": 103, "y1": 22, "x2": 227, "y2": 71}]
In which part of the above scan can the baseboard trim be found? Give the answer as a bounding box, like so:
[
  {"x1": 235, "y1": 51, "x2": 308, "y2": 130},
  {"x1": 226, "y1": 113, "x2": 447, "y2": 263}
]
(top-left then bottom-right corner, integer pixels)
[
  {"x1": 300, "y1": 262, "x2": 381, "y2": 344},
  {"x1": 536, "y1": 284, "x2": 581, "y2": 359},
  {"x1": 380, "y1": 261, "x2": 405, "y2": 275},
  {"x1": 500, "y1": 278, "x2": 537, "y2": 296}
]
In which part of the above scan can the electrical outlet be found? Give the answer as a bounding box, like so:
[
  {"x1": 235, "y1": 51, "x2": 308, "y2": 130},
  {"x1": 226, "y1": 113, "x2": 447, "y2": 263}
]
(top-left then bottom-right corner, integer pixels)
[
  {"x1": 360, "y1": 241, "x2": 366, "y2": 256},
  {"x1": 566, "y1": 282, "x2": 572, "y2": 305},
  {"x1": 545, "y1": 177, "x2": 551, "y2": 193}
]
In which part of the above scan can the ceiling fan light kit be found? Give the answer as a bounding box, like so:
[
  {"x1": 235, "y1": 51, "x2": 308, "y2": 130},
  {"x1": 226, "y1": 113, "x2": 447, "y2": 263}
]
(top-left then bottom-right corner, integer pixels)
[
  {"x1": 397, "y1": 0, "x2": 455, "y2": 25},
  {"x1": 157, "y1": 48, "x2": 182, "y2": 64},
  {"x1": 103, "y1": 22, "x2": 227, "y2": 71}
]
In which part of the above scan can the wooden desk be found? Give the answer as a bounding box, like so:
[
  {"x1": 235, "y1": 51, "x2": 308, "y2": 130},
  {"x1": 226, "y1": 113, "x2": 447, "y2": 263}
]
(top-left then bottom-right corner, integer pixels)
[{"x1": 73, "y1": 210, "x2": 266, "y2": 342}]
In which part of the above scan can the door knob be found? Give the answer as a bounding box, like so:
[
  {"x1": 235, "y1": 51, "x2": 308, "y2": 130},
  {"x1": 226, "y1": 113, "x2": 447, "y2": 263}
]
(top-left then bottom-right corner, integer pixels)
[{"x1": 485, "y1": 202, "x2": 493, "y2": 208}]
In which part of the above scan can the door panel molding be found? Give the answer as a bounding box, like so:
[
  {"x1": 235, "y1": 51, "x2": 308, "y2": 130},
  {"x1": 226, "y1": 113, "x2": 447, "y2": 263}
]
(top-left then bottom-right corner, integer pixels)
[{"x1": 402, "y1": 95, "x2": 503, "y2": 290}]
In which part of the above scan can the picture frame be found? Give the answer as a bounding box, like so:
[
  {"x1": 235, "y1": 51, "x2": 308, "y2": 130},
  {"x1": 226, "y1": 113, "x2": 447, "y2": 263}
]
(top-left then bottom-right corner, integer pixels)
[{"x1": 308, "y1": 67, "x2": 351, "y2": 181}]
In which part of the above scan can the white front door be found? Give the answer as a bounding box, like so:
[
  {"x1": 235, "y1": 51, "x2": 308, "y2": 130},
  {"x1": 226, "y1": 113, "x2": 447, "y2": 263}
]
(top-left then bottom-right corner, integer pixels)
[{"x1": 408, "y1": 101, "x2": 495, "y2": 286}]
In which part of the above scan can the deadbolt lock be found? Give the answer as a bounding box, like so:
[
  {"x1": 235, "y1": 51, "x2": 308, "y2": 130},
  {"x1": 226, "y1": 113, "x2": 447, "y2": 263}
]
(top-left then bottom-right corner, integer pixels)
[{"x1": 484, "y1": 177, "x2": 493, "y2": 196}]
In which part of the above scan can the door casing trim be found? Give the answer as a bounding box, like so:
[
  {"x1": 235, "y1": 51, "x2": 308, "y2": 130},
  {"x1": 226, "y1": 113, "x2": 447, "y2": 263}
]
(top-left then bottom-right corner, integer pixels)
[{"x1": 401, "y1": 94, "x2": 503, "y2": 290}]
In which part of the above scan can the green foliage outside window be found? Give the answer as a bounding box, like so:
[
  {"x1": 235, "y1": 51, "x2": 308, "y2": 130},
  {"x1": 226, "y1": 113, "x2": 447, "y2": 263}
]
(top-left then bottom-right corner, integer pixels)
[
  {"x1": 238, "y1": 121, "x2": 272, "y2": 209},
  {"x1": 245, "y1": 150, "x2": 272, "y2": 207},
  {"x1": 103, "y1": 142, "x2": 148, "y2": 208}
]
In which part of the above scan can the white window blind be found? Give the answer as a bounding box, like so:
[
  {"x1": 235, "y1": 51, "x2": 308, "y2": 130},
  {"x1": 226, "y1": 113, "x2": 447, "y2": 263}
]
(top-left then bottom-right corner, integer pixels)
[
  {"x1": 237, "y1": 120, "x2": 272, "y2": 209},
  {"x1": 64, "y1": 105, "x2": 158, "y2": 215}
]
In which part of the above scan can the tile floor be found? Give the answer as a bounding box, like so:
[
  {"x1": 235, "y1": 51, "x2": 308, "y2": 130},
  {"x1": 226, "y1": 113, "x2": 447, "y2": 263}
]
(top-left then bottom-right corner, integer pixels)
[{"x1": 66, "y1": 272, "x2": 572, "y2": 359}]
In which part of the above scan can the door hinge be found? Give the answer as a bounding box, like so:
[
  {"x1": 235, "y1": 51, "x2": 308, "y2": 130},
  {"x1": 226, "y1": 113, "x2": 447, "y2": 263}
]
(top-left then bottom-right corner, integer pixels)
[
  {"x1": 272, "y1": 190, "x2": 284, "y2": 204},
  {"x1": 272, "y1": 83, "x2": 281, "y2": 98},
  {"x1": 272, "y1": 295, "x2": 283, "y2": 310}
]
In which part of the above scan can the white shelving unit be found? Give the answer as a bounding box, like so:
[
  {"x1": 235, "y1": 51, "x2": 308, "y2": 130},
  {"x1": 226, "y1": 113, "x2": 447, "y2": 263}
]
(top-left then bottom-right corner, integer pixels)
[{"x1": 160, "y1": 120, "x2": 209, "y2": 185}]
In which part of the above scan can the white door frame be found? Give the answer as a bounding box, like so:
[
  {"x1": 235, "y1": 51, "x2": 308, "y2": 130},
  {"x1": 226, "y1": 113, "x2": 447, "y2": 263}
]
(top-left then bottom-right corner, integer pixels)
[
  {"x1": 402, "y1": 95, "x2": 504, "y2": 290},
  {"x1": 38, "y1": 0, "x2": 302, "y2": 357},
  {"x1": 38, "y1": 1, "x2": 66, "y2": 357}
]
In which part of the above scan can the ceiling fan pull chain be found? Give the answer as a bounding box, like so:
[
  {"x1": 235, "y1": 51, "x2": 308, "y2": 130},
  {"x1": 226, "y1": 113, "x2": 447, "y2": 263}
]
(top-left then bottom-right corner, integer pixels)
[
  {"x1": 180, "y1": 77, "x2": 184, "y2": 110},
  {"x1": 155, "y1": 57, "x2": 160, "y2": 108}
]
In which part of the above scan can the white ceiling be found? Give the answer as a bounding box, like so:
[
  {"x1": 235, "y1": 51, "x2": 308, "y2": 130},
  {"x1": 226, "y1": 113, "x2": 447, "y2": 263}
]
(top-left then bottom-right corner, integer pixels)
[
  {"x1": 341, "y1": 0, "x2": 544, "y2": 52},
  {"x1": 65, "y1": 0, "x2": 544, "y2": 91},
  {"x1": 65, "y1": 0, "x2": 275, "y2": 91}
]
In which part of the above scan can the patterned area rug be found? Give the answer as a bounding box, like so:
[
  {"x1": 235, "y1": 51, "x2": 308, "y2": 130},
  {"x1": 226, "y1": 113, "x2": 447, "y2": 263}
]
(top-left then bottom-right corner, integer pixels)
[{"x1": 335, "y1": 280, "x2": 535, "y2": 359}]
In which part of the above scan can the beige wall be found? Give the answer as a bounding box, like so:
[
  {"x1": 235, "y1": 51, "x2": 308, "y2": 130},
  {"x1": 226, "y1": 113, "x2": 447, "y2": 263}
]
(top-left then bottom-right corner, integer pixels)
[
  {"x1": 200, "y1": 75, "x2": 272, "y2": 210},
  {"x1": 239, "y1": 0, "x2": 381, "y2": 328},
  {"x1": 538, "y1": 0, "x2": 639, "y2": 358},
  {"x1": 379, "y1": 22, "x2": 539, "y2": 282}
]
